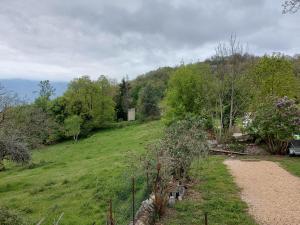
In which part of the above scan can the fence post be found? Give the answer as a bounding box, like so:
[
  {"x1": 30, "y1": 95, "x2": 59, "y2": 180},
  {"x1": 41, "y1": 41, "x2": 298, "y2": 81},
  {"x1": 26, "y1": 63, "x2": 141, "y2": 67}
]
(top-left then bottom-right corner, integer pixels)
[
  {"x1": 204, "y1": 212, "x2": 208, "y2": 225},
  {"x1": 146, "y1": 171, "x2": 149, "y2": 188},
  {"x1": 109, "y1": 199, "x2": 114, "y2": 225},
  {"x1": 132, "y1": 177, "x2": 135, "y2": 225}
]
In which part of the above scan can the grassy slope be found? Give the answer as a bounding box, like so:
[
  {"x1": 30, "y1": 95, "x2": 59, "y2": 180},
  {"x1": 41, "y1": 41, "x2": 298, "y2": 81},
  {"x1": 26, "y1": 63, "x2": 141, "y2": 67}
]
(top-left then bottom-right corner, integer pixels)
[
  {"x1": 164, "y1": 156, "x2": 257, "y2": 225},
  {"x1": 0, "y1": 121, "x2": 163, "y2": 225}
]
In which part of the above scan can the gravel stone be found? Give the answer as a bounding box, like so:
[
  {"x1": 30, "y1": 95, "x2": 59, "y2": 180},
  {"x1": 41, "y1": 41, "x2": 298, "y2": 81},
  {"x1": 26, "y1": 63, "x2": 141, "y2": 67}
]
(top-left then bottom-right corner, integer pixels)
[{"x1": 224, "y1": 160, "x2": 300, "y2": 225}]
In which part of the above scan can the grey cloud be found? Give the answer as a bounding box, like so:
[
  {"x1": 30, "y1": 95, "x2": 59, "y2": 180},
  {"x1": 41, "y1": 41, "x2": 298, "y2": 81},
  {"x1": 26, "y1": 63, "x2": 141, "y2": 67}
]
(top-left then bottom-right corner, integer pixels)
[{"x1": 0, "y1": 0, "x2": 299, "y2": 81}]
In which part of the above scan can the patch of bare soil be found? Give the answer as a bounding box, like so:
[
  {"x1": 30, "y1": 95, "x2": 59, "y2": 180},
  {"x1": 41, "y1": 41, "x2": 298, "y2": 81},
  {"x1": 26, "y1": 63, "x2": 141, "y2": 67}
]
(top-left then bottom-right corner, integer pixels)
[
  {"x1": 224, "y1": 160, "x2": 300, "y2": 225},
  {"x1": 244, "y1": 144, "x2": 269, "y2": 155}
]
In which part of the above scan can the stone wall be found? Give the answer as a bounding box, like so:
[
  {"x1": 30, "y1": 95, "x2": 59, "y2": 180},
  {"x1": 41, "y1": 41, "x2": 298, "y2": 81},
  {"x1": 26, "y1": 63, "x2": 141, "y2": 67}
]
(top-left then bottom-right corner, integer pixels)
[
  {"x1": 128, "y1": 194, "x2": 156, "y2": 225},
  {"x1": 128, "y1": 183, "x2": 186, "y2": 225}
]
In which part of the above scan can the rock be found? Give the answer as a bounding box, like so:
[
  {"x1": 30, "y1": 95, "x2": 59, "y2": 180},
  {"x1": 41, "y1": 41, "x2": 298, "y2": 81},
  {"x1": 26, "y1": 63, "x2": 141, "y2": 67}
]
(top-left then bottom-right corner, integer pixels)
[
  {"x1": 178, "y1": 185, "x2": 186, "y2": 196},
  {"x1": 168, "y1": 196, "x2": 175, "y2": 207}
]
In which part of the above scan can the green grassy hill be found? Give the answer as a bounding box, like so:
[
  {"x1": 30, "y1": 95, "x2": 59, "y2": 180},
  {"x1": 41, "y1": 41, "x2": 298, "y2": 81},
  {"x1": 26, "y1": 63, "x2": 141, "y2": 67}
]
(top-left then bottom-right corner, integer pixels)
[{"x1": 0, "y1": 121, "x2": 163, "y2": 225}]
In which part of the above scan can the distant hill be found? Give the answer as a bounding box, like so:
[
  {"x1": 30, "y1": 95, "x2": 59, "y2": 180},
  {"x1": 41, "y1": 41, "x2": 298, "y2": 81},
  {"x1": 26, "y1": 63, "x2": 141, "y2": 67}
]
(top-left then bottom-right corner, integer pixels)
[{"x1": 0, "y1": 79, "x2": 68, "y2": 102}]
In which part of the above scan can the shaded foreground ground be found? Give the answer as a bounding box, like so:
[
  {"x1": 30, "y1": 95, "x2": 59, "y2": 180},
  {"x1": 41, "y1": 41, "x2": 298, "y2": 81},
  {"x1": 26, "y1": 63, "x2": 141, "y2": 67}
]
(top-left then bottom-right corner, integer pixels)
[
  {"x1": 225, "y1": 160, "x2": 300, "y2": 225},
  {"x1": 0, "y1": 121, "x2": 163, "y2": 224}
]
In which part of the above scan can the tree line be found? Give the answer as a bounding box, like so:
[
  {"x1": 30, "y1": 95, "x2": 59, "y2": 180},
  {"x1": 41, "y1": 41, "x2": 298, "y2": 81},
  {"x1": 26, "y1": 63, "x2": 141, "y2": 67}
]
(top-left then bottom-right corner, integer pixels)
[
  {"x1": 1, "y1": 40, "x2": 300, "y2": 169},
  {"x1": 164, "y1": 38, "x2": 300, "y2": 154},
  {"x1": 0, "y1": 71, "x2": 170, "y2": 170}
]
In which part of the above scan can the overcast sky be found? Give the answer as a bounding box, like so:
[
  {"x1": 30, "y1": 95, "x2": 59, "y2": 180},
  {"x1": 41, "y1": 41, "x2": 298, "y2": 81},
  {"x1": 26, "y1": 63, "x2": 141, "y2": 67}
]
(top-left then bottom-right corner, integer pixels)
[{"x1": 0, "y1": 0, "x2": 299, "y2": 81}]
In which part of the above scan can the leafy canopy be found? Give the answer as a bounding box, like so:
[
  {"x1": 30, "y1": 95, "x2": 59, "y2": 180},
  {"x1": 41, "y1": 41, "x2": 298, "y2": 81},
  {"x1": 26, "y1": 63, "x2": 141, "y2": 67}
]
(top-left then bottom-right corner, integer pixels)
[{"x1": 164, "y1": 63, "x2": 216, "y2": 125}]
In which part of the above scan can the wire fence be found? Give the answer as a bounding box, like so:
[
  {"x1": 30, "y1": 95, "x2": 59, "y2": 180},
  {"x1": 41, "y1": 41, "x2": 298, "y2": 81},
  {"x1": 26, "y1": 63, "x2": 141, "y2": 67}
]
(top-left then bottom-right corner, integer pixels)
[{"x1": 104, "y1": 175, "x2": 150, "y2": 225}]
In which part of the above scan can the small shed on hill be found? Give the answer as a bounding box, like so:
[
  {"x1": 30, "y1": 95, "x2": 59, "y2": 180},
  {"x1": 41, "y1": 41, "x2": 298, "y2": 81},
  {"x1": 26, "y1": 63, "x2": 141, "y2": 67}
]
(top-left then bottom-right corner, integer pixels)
[{"x1": 128, "y1": 108, "x2": 135, "y2": 121}]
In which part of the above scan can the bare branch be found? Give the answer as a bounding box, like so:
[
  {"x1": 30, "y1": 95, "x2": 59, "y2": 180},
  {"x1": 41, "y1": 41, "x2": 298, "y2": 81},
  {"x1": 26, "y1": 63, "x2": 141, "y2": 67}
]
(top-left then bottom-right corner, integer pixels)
[{"x1": 282, "y1": 0, "x2": 300, "y2": 13}]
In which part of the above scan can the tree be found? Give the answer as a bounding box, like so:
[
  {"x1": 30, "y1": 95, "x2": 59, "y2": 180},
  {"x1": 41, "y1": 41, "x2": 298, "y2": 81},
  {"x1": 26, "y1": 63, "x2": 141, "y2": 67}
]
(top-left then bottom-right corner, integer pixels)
[
  {"x1": 38, "y1": 80, "x2": 55, "y2": 99},
  {"x1": 283, "y1": 0, "x2": 300, "y2": 13},
  {"x1": 292, "y1": 55, "x2": 300, "y2": 78},
  {"x1": 64, "y1": 75, "x2": 115, "y2": 134},
  {"x1": 0, "y1": 85, "x2": 30, "y2": 170},
  {"x1": 0, "y1": 128, "x2": 30, "y2": 171},
  {"x1": 35, "y1": 80, "x2": 55, "y2": 111},
  {"x1": 164, "y1": 63, "x2": 216, "y2": 127},
  {"x1": 93, "y1": 76, "x2": 115, "y2": 127},
  {"x1": 48, "y1": 96, "x2": 69, "y2": 124},
  {"x1": 137, "y1": 84, "x2": 160, "y2": 120},
  {"x1": 8, "y1": 105, "x2": 60, "y2": 147},
  {"x1": 247, "y1": 97, "x2": 300, "y2": 154},
  {"x1": 213, "y1": 35, "x2": 246, "y2": 131},
  {"x1": 250, "y1": 55, "x2": 300, "y2": 107},
  {"x1": 115, "y1": 78, "x2": 131, "y2": 121},
  {"x1": 130, "y1": 67, "x2": 173, "y2": 106},
  {"x1": 64, "y1": 115, "x2": 82, "y2": 142}
]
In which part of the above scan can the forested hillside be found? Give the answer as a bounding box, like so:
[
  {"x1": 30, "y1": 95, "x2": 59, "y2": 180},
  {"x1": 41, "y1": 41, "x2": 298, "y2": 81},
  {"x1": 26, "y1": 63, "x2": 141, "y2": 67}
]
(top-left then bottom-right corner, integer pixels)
[{"x1": 1, "y1": 51, "x2": 300, "y2": 172}]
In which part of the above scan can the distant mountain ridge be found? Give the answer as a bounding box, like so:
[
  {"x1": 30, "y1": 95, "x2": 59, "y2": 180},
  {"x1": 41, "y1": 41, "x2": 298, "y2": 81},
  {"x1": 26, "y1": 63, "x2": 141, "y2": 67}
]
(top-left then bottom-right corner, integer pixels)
[{"x1": 0, "y1": 79, "x2": 68, "y2": 102}]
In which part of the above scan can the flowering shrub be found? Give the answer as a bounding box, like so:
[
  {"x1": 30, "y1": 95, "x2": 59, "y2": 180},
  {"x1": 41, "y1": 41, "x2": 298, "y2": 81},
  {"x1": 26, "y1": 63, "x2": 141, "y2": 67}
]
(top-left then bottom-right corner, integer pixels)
[{"x1": 248, "y1": 97, "x2": 300, "y2": 154}]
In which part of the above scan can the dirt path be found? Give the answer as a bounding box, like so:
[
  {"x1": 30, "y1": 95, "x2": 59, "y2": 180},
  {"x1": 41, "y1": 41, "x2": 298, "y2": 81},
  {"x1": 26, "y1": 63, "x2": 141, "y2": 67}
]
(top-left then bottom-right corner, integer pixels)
[{"x1": 224, "y1": 160, "x2": 300, "y2": 225}]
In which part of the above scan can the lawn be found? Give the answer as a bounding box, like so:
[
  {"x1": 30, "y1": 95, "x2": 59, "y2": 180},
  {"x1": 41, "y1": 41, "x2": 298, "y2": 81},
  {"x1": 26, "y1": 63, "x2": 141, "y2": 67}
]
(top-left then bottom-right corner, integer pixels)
[
  {"x1": 163, "y1": 156, "x2": 258, "y2": 225},
  {"x1": 0, "y1": 121, "x2": 163, "y2": 225}
]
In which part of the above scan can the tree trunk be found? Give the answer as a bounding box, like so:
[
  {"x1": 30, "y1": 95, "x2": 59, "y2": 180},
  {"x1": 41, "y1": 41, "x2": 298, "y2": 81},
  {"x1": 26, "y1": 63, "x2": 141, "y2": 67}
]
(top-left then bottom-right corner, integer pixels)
[
  {"x1": 229, "y1": 81, "x2": 234, "y2": 130},
  {"x1": 219, "y1": 96, "x2": 223, "y2": 140},
  {"x1": 74, "y1": 132, "x2": 80, "y2": 142},
  {"x1": 0, "y1": 159, "x2": 5, "y2": 171}
]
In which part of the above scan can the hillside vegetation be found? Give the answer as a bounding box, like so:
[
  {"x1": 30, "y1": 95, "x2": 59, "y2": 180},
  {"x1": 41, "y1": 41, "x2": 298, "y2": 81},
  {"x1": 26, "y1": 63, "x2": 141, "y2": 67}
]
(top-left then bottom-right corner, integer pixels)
[{"x1": 0, "y1": 121, "x2": 163, "y2": 225}]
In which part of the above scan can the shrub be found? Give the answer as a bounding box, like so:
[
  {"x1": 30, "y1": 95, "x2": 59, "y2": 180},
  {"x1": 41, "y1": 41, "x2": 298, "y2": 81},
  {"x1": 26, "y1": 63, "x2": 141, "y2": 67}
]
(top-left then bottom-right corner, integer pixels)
[
  {"x1": 162, "y1": 116, "x2": 209, "y2": 178},
  {"x1": 64, "y1": 115, "x2": 82, "y2": 142},
  {"x1": 145, "y1": 116, "x2": 209, "y2": 217},
  {"x1": 146, "y1": 116, "x2": 209, "y2": 182},
  {"x1": 0, "y1": 129, "x2": 30, "y2": 171},
  {"x1": 247, "y1": 96, "x2": 300, "y2": 154}
]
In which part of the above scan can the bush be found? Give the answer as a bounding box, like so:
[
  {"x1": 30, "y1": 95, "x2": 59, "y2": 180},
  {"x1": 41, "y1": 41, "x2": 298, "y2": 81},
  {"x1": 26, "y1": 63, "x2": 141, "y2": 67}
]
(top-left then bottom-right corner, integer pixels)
[
  {"x1": 0, "y1": 128, "x2": 30, "y2": 171},
  {"x1": 247, "y1": 97, "x2": 300, "y2": 154},
  {"x1": 148, "y1": 116, "x2": 209, "y2": 180},
  {"x1": 64, "y1": 115, "x2": 82, "y2": 142},
  {"x1": 145, "y1": 116, "x2": 209, "y2": 217}
]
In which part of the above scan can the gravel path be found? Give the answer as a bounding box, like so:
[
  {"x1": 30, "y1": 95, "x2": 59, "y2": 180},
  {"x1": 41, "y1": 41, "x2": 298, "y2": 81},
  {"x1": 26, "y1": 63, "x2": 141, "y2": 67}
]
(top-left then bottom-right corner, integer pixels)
[{"x1": 224, "y1": 160, "x2": 300, "y2": 225}]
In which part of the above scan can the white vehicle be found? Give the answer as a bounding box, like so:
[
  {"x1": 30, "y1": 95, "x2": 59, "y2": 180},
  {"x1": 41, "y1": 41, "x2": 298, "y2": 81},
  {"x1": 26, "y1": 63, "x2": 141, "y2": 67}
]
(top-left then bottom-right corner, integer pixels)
[{"x1": 289, "y1": 140, "x2": 300, "y2": 156}]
